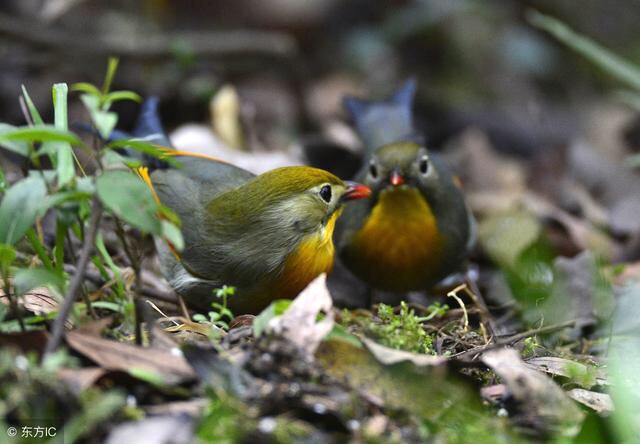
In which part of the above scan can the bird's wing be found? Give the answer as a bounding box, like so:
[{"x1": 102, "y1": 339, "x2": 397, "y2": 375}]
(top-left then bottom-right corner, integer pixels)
[{"x1": 150, "y1": 155, "x2": 255, "y2": 278}]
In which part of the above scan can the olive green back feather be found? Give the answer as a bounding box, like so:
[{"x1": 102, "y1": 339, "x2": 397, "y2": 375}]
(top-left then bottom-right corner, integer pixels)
[{"x1": 152, "y1": 161, "x2": 343, "y2": 304}]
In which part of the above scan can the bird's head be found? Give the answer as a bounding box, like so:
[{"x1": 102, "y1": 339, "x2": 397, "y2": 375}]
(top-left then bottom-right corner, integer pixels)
[
  {"x1": 365, "y1": 142, "x2": 439, "y2": 196},
  {"x1": 230, "y1": 166, "x2": 371, "y2": 235}
]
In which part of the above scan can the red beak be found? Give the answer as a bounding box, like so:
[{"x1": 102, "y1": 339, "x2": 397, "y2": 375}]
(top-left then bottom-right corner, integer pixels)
[
  {"x1": 342, "y1": 181, "x2": 371, "y2": 201},
  {"x1": 390, "y1": 170, "x2": 405, "y2": 187}
]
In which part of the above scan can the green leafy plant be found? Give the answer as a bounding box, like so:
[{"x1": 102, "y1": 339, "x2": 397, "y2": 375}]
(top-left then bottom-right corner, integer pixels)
[
  {"x1": 521, "y1": 336, "x2": 538, "y2": 359},
  {"x1": 193, "y1": 285, "x2": 236, "y2": 330},
  {"x1": 528, "y1": 10, "x2": 640, "y2": 168},
  {"x1": 419, "y1": 302, "x2": 450, "y2": 321},
  {"x1": 0, "y1": 58, "x2": 183, "y2": 352},
  {"x1": 0, "y1": 348, "x2": 125, "y2": 443},
  {"x1": 252, "y1": 299, "x2": 292, "y2": 337},
  {"x1": 344, "y1": 302, "x2": 435, "y2": 354},
  {"x1": 197, "y1": 393, "x2": 253, "y2": 443}
]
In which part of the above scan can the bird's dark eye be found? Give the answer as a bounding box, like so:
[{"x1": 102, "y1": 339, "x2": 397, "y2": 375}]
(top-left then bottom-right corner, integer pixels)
[
  {"x1": 419, "y1": 156, "x2": 429, "y2": 175},
  {"x1": 319, "y1": 185, "x2": 332, "y2": 202},
  {"x1": 369, "y1": 162, "x2": 378, "y2": 178}
]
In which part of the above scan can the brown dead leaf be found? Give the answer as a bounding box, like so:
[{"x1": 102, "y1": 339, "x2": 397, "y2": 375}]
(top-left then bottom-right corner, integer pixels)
[
  {"x1": 0, "y1": 330, "x2": 49, "y2": 355},
  {"x1": 229, "y1": 314, "x2": 255, "y2": 329},
  {"x1": 65, "y1": 330, "x2": 195, "y2": 384},
  {"x1": 57, "y1": 367, "x2": 108, "y2": 393},
  {"x1": 76, "y1": 316, "x2": 114, "y2": 336},
  {"x1": 0, "y1": 286, "x2": 59, "y2": 315}
]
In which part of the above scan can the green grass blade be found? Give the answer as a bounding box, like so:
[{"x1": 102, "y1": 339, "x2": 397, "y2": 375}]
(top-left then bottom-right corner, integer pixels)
[
  {"x1": 527, "y1": 10, "x2": 640, "y2": 91},
  {"x1": 71, "y1": 82, "x2": 102, "y2": 97},
  {"x1": 102, "y1": 57, "x2": 120, "y2": 96},
  {"x1": 0, "y1": 125, "x2": 81, "y2": 144},
  {"x1": 21, "y1": 85, "x2": 44, "y2": 125},
  {"x1": 25, "y1": 228, "x2": 54, "y2": 270},
  {"x1": 52, "y1": 83, "x2": 75, "y2": 187}
]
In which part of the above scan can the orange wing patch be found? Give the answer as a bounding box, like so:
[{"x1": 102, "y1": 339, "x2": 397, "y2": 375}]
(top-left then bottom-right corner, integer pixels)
[
  {"x1": 135, "y1": 166, "x2": 160, "y2": 203},
  {"x1": 162, "y1": 148, "x2": 228, "y2": 164},
  {"x1": 134, "y1": 165, "x2": 181, "y2": 260}
]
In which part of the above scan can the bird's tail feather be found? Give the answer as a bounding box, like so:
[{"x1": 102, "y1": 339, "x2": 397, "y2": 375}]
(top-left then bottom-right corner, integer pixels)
[
  {"x1": 343, "y1": 78, "x2": 423, "y2": 154},
  {"x1": 114, "y1": 96, "x2": 227, "y2": 169}
]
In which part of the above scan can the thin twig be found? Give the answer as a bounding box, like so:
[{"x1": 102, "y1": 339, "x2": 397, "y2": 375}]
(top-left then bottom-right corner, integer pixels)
[
  {"x1": 447, "y1": 284, "x2": 469, "y2": 332},
  {"x1": 465, "y1": 276, "x2": 497, "y2": 341},
  {"x1": 43, "y1": 198, "x2": 103, "y2": 359},
  {"x1": 64, "y1": 227, "x2": 96, "y2": 319},
  {"x1": 62, "y1": 263, "x2": 179, "y2": 305},
  {"x1": 495, "y1": 319, "x2": 577, "y2": 346},
  {"x1": 0, "y1": 12, "x2": 296, "y2": 59},
  {"x1": 2, "y1": 275, "x2": 25, "y2": 331},
  {"x1": 451, "y1": 319, "x2": 578, "y2": 361},
  {"x1": 113, "y1": 218, "x2": 143, "y2": 345},
  {"x1": 178, "y1": 295, "x2": 191, "y2": 320},
  {"x1": 145, "y1": 300, "x2": 180, "y2": 327}
]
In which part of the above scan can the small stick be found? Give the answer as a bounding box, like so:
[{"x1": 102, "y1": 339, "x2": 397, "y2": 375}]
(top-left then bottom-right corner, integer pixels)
[
  {"x1": 43, "y1": 198, "x2": 102, "y2": 359},
  {"x1": 62, "y1": 264, "x2": 179, "y2": 305},
  {"x1": 3, "y1": 277, "x2": 25, "y2": 331},
  {"x1": 0, "y1": 12, "x2": 296, "y2": 59},
  {"x1": 178, "y1": 295, "x2": 190, "y2": 320},
  {"x1": 145, "y1": 300, "x2": 180, "y2": 327},
  {"x1": 114, "y1": 218, "x2": 143, "y2": 345},
  {"x1": 451, "y1": 319, "x2": 577, "y2": 361},
  {"x1": 447, "y1": 284, "x2": 469, "y2": 332},
  {"x1": 465, "y1": 277, "x2": 497, "y2": 341}
]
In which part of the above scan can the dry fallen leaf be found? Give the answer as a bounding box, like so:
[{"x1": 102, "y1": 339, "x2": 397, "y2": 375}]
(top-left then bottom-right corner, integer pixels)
[
  {"x1": 0, "y1": 330, "x2": 50, "y2": 355},
  {"x1": 105, "y1": 415, "x2": 194, "y2": 444},
  {"x1": 65, "y1": 330, "x2": 196, "y2": 385},
  {"x1": 361, "y1": 337, "x2": 446, "y2": 367},
  {"x1": 482, "y1": 348, "x2": 584, "y2": 437},
  {"x1": 525, "y1": 356, "x2": 608, "y2": 387},
  {"x1": 143, "y1": 398, "x2": 208, "y2": 417},
  {"x1": 269, "y1": 273, "x2": 334, "y2": 356},
  {"x1": 566, "y1": 388, "x2": 614, "y2": 415},
  {"x1": 57, "y1": 367, "x2": 108, "y2": 393},
  {"x1": 0, "y1": 285, "x2": 60, "y2": 315}
]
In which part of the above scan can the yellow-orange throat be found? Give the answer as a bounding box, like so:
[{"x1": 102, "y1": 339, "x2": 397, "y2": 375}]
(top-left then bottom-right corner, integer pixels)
[
  {"x1": 347, "y1": 187, "x2": 444, "y2": 291},
  {"x1": 273, "y1": 208, "x2": 342, "y2": 298}
]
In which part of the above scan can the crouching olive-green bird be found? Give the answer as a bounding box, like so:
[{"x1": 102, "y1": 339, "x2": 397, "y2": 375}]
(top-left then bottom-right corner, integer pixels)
[
  {"x1": 335, "y1": 80, "x2": 475, "y2": 293},
  {"x1": 127, "y1": 98, "x2": 371, "y2": 314}
]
